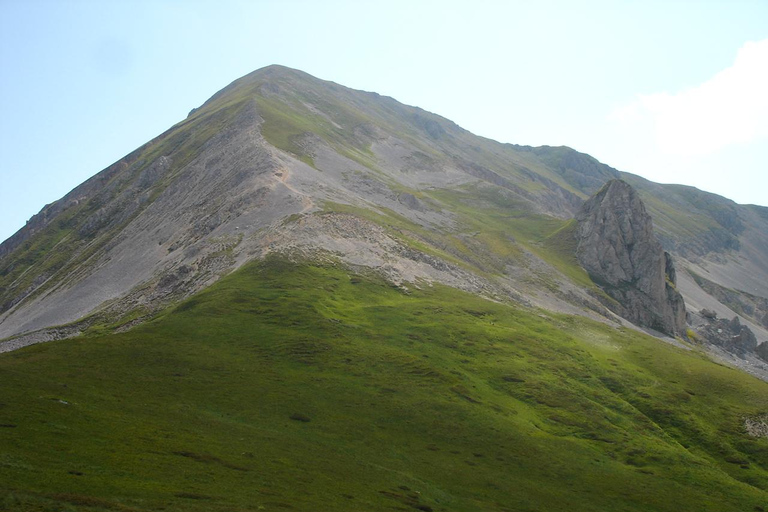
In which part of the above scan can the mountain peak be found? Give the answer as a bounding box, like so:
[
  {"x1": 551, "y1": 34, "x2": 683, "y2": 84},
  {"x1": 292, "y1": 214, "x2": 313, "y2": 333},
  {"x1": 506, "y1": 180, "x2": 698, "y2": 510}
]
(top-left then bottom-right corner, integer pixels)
[
  {"x1": 244, "y1": 63, "x2": 312, "y2": 81},
  {"x1": 190, "y1": 64, "x2": 306, "y2": 114}
]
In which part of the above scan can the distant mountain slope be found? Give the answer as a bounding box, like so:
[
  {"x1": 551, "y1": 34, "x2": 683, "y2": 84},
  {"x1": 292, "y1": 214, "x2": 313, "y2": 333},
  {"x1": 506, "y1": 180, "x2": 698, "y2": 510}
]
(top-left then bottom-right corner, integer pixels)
[{"x1": 1, "y1": 65, "x2": 767, "y2": 371}]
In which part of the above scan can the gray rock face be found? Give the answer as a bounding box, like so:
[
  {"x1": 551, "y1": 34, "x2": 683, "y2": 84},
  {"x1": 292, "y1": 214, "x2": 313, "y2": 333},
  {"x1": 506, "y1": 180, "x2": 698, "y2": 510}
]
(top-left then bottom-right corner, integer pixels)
[
  {"x1": 575, "y1": 180, "x2": 687, "y2": 336},
  {"x1": 700, "y1": 315, "x2": 759, "y2": 356},
  {"x1": 757, "y1": 341, "x2": 768, "y2": 363}
]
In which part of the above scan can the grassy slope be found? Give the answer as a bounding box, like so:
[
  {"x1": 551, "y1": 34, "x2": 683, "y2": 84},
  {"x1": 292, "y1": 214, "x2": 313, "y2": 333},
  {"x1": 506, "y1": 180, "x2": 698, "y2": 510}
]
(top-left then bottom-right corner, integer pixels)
[
  {"x1": 424, "y1": 186, "x2": 595, "y2": 289},
  {"x1": 1, "y1": 258, "x2": 766, "y2": 512}
]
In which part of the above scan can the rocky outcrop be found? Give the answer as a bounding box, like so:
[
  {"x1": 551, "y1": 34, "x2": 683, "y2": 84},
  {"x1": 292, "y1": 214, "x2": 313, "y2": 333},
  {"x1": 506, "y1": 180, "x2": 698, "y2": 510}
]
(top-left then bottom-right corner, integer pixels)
[
  {"x1": 699, "y1": 315, "x2": 759, "y2": 356},
  {"x1": 575, "y1": 180, "x2": 687, "y2": 336},
  {"x1": 757, "y1": 341, "x2": 768, "y2": 363}
]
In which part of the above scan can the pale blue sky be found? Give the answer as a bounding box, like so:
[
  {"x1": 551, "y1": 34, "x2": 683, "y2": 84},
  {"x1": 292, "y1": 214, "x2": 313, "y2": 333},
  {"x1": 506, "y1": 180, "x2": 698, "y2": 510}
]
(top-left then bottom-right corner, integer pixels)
[{"x1": 1, "y1": 0, "x2": 766, "y2": 243}]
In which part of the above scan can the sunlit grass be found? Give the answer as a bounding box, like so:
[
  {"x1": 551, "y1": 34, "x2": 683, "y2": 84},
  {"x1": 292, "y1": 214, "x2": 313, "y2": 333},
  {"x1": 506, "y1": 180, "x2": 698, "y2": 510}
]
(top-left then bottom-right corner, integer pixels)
[{"x1": 1, "y1": 257, "x2": 766, "y2": 511}]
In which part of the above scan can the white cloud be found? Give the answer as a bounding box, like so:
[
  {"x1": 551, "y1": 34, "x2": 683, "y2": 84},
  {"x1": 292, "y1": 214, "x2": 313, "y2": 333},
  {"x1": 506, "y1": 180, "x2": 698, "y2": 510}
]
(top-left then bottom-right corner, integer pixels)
[{"x1": 609, "y1": 39, "x2": 768, "y2": 157}]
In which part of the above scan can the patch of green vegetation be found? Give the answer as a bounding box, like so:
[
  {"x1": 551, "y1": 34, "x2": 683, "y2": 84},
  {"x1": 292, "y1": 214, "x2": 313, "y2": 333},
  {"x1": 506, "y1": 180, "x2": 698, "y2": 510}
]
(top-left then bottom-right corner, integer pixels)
[
  {"x1": 541, "y1": 219, "x2": 595, "y2": 289},
  {"x1": 1, "y1": 257, "x2": 766, "y2": 511},
  {"x1": 429, "y1": 185, "x2": 556, "y2": 240},
  {"x1": 620, "y1": 177, "x2": 741, "y2": 256},
  {"x1": 280, "y1": 212, "x2": 306, "y2": 226},
  {"x1": 0, "y1": 205, "x2": 83, "y2": 304},
  {"x1": 323, "y1": 201, "x2": 453, "y2": 258},
  {"x1": 320, "y1": 200, "x2": 511, "y2": 278},
  {"x1": 426, "y1": 186, "x2": 599, "y2": 291},
  {"x1": 256, "y1": 96, "x2": 320, "y2": 165},
  {"x1": 255, "y1": 88, "x2": 392, "y2": 173},
  {"x1": 639, "y1": 192, "x2": 717, "y2": 239},
  {"x1": 669, "y1": 185, "x2": 743, "y2": 233}
]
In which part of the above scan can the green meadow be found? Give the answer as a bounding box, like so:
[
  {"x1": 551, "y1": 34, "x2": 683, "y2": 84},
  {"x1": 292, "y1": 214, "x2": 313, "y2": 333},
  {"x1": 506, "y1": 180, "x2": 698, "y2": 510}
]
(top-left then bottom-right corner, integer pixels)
[{"x1": 1, "y1": 257, "x2": 766, "y2": 511}]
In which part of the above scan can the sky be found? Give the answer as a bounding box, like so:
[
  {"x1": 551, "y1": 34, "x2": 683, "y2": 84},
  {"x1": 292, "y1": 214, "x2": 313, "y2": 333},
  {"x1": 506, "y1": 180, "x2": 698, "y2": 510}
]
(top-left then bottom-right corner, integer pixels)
[{"x1": 1, "y1": 0, "x2": 766, "y2": 243}]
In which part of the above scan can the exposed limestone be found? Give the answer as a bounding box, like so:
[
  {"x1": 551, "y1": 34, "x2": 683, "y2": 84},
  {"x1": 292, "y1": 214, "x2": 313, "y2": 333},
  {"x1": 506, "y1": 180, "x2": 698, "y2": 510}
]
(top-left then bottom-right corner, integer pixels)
[
  {"x1": 757, "y1": 341, "x2": 768, "y2": 363},
  {"x1": 698, "y1": 315, "x2": 758, "y2": 356},
  {"x1": 574, "y1": 180, "x2": 687, "y2": 336},
  {"x1": 0, "y1": 325, "x2": 84, "y2": 354},
  {"x1": 744, "y1": 414, "x2": 768, "y2": 438}
]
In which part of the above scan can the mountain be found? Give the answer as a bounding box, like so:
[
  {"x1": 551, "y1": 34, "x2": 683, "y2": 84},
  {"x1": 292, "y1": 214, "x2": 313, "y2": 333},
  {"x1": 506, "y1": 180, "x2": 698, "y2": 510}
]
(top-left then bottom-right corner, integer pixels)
[
  {"x1": 2, "y1": 66, "x2": 767, "y2": 356},
  {"x1": 1, "y1": 65, "x2": 767, "y2": 511}
]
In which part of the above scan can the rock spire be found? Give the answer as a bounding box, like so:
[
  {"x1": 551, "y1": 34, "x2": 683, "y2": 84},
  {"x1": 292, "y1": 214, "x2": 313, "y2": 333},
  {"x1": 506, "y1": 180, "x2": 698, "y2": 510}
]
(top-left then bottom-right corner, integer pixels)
[{"x1": 575, "y1": 180, "x2": 686, "y2": 336}]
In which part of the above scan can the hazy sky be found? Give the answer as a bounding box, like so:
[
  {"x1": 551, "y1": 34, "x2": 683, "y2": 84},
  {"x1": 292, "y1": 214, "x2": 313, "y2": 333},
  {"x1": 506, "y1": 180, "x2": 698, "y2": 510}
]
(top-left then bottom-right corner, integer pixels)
[{"x1": 1, "y1": 0, "x2": 766, "y2": 243}]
